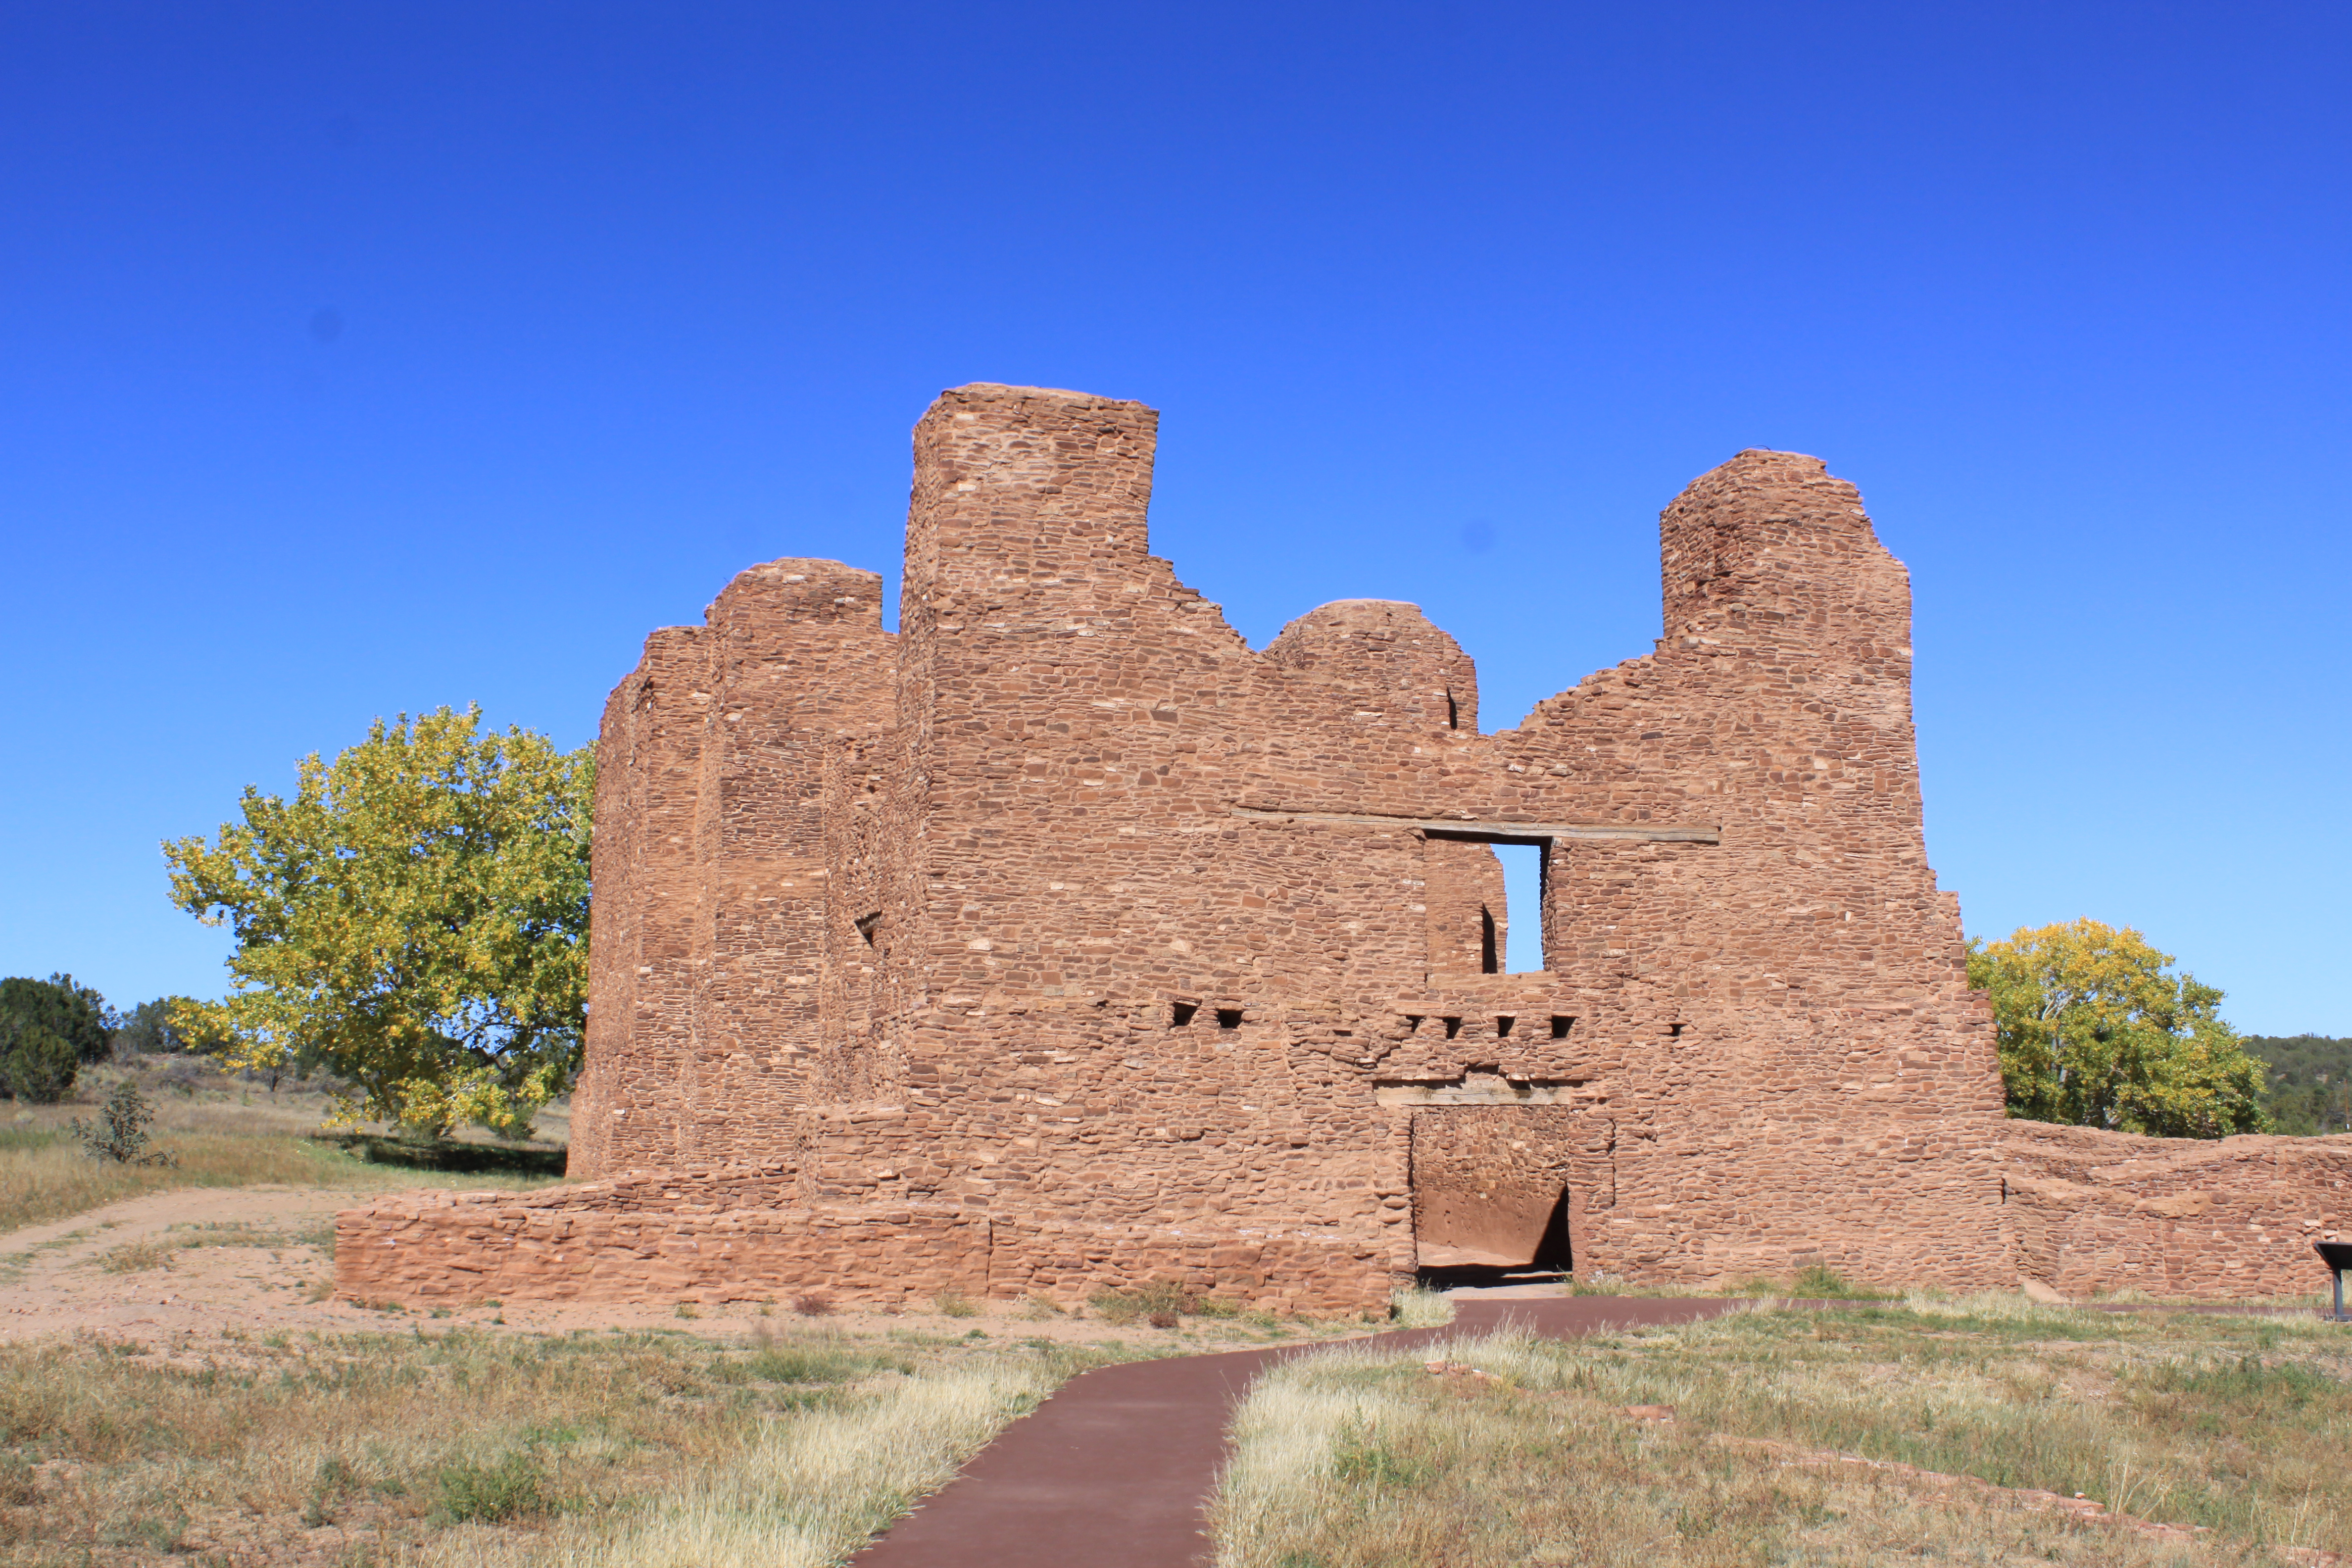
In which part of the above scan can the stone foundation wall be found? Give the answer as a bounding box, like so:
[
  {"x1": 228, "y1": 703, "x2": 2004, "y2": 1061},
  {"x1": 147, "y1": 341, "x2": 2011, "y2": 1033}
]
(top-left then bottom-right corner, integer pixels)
[
  {"x1": 339, "y1": 1122, "x2": 2352, "y2": 1313},
  {"x1": 335, "y1": 1176, "x2": 1391, "y2": 1317},
  {"x1": 2003, "y1": 1123, "x2": 2352, "y2": 1299}
]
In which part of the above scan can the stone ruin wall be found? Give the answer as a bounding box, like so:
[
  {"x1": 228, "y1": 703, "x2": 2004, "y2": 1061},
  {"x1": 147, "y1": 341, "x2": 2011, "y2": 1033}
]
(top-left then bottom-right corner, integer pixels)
[
  {"x1": 565, "y1": 556, "x2": 902, "y2": 1176},
  {"x1": 333, "y1": 1162, "x2": 1387, "y2": 1316},
  {"x1": 2004, "y1": 1123, "x2": 2352, "y2": 1299},
  {"x1": 338, "y1": 383, "x2": 2352, "y2": 1312}
]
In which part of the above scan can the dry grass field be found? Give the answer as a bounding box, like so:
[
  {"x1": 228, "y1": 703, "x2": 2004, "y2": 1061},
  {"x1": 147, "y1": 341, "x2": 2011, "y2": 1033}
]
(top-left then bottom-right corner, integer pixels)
[
  {"x1": 1, "y1": 1057, "x2": 568, "y2": 1239},
  {"x1": 0, "y1": 1255, "x2": 1344, "y2": 1568},
  {"x1": 0, "y1": 1317, "x2": 1112, "y2": 1568},
  {"x1": 1213, "y1": 1296, "x2": 2352, "y2": 1568},
  {"x1": 11, "y1": 1062, "x2": 2349, "y2": 1567},
  {"x1": 0, "y1": 1061, "x2": 1338, "y2": 1567}
]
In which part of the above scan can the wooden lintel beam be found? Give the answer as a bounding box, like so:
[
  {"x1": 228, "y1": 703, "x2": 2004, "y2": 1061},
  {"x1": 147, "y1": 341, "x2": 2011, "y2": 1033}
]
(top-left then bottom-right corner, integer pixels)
[{"x1": 1231, "y1": 807, "x2": 1719, "y2": 844}]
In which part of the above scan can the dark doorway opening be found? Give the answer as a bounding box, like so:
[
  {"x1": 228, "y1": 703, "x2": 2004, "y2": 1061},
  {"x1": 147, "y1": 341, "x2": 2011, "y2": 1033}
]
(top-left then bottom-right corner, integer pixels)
[
  {"x1": 1416, "y1": 1187, "x2": 1571, "y2": 1289},
  {"x1": 1532, "y1": 1186, "x2": 1572, "y2": 1271}
]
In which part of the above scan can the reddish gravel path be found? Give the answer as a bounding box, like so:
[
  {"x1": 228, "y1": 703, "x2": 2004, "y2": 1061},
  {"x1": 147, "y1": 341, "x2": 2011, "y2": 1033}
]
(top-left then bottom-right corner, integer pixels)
[{"x1": 851, "y1": 1296, "x2": 1747, "y2": 1568}]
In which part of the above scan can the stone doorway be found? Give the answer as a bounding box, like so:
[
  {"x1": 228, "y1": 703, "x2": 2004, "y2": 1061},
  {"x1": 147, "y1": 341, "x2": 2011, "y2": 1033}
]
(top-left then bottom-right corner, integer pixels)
[{"x1": 1408, "y1": 1107, "x2": 1576, "y2": 1275}]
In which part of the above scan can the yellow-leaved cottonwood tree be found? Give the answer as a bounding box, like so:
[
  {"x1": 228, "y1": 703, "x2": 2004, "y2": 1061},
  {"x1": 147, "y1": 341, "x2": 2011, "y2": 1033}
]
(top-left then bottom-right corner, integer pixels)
[
  {"x1": 1967, "y1": 918, "x2": 2269, "y2": 1138},
  {"x1": 165, "y1": 706, "x2": 592, "y2": 1138}
]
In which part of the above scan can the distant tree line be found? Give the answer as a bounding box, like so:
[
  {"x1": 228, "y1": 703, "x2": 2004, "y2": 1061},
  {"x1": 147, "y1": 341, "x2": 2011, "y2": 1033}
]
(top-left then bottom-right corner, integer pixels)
[
  {"x1": 2241, "y1": 1035, "x2": 2352, "y2": 1135},
  {"x1": 0, "y1": 976, "x2": 228, "y2": 1103}
]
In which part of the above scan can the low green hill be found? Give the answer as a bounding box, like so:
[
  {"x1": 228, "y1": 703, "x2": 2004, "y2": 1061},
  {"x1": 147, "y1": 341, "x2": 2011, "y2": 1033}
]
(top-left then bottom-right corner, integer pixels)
[{"x1": 2243, "y1": 1035, "x2": 2352, "y2": 1135}]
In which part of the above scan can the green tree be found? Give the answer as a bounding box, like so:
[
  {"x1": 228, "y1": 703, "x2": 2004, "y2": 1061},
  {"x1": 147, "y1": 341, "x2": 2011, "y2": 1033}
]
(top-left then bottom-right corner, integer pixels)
[
  {"x1": 113, "y1": 996, "x2": 190, "y2": 1055},
  {"x1": 164, "y1": 706, "x2": 593, "y2": 1137},
  {"x1": 0, "y1": 1024, "x2": 80, "y2": 1103},
  {"x1": 0, "y1": 973, "x2": 116, "y2": 1065},
  {"x1": 112, "y1": 995, "x2": 237, "y2": 1058},
  {"x1": 1967, "y1": 919, "x2": 2269, "y2": 1138}
]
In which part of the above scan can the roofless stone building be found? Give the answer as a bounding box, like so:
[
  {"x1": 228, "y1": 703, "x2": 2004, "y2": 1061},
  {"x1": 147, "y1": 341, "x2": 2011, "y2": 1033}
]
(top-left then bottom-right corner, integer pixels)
[{"x1": 339, "y1": 385, "x2": 2352, "y2": 1313}]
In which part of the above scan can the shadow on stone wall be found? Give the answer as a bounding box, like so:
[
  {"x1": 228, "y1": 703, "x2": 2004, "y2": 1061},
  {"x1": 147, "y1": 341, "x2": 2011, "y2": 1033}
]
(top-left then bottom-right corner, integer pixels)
[{"x1": 310, "y1": 1133, "x2": 568, "y2": 1178}]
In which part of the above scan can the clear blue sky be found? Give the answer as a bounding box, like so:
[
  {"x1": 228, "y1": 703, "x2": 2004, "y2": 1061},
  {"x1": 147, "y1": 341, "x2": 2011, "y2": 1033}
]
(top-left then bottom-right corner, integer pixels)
[{"x1": 3, "y1": 2, "x2": 2345, "y2": 1035}]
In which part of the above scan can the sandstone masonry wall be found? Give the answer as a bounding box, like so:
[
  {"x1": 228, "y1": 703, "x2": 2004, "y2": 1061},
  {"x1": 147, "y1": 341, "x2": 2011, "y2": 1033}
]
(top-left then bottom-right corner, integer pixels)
[
  {"x1": 2003, "y1": 1123, "x2": 2352, "y2": 1299},
  {"x1": 335, "y1": 1175, "x2": 1388, "y2": 1316},
  {"x1": 569, "y1": 562, "x2": 898, "y2": 1174},
  {"x1": 342, "y1": 383, "x2": 2333, "y2": 1314}
]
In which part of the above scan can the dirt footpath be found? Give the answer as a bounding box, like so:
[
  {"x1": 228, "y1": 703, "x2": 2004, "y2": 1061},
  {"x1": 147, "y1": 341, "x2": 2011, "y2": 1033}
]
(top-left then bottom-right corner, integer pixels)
[
  {"x1": 0, "y1": 1184, "x2": 1342, "y2": 1351},
  {"x1": 2, "y1": 1185, "x2": 370, "y2": 1344}
]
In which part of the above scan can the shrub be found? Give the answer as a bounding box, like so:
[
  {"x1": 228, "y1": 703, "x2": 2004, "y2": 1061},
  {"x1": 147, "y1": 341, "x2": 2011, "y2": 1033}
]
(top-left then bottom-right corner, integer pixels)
[
  {"x1": 69, "y1": 1079, "x2": 176, "y2": 1166},
  {"x1": 98, "y1": 1239, "x2": 175, "y2": 1274},
  {"x1": 1089, "y1": 1280, "x2": 1221, "y2": 1325},
  {"x1": 792, "y1": 1290, "x2": 836, "y2": 1317},
  {"x1": 436, "y1": 1448, "x2": 548, "y2": 1523},
  {"x1": 0, "y1": 1025, "x2": 78, "y2": 1103},
  {"x1": 933, "y1": 1290, "x2": 979, "y2": 1319},
  {"x1": 745, "y1": 1342, "x2": 908, "y2": 1383},
  {"x1": 0, "y1": 974, "x2": 113, "y2": 1070},
  {"x1": 0, "y1": 1451, "x2": 35, "y2": 1506},
  {"x1": 1789, "y1": 1265, "x2": 1896, "y2": 1301}
]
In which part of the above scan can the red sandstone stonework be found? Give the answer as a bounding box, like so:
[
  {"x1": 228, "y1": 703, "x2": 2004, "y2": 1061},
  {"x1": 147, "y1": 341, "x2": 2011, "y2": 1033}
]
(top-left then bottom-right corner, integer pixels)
[{"x1": 337, "y1": 385, "x2": 2352, "y2": 1310}]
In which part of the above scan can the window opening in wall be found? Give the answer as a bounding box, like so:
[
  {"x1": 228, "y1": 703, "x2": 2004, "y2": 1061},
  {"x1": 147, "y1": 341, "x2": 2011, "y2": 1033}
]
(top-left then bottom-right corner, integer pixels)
[
  {"x1": 1170, "y1": 1001, "x2": 1198, "y2": 1027},
  {"x1": 1427, "y1": 830, "x2": 1548, "y2": 974},
  {"x1": 854, "y1": 912, "x2": 882, "y2": 945},
  {"x1": 1496, "y1": 1015, "x2": 1516, "y2": 1037},
  {"x1": 1668, "y1": 1022, "x2": 1687, "y2": 1038},
  {"x1": 1550, "y1": 1015, "x2": 1575, "y2": 1039},
  {"x1": 1491, "y1": 842, "x2": 1545, "y2": 973},
  {"x1": 1442, "y1": 1016, "x2": 1463, "y2": 1039},
  {"x1": 1215, "y1": 1008, "x2": 1243, "y2": 1029},
  {"x1": 1446, "y1": 690, "x2": 1460, "y2": 730}
]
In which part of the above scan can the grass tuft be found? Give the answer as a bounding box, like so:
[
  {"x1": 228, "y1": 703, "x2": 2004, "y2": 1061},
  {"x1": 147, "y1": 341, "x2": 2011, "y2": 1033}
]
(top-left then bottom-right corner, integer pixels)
[
  {"x1": 436, "y1": 1447, "x2": 550, "y2": 1523},
  {"x1": 1388, "y1": 1284, "x2": 1454, "y2": 1328},
  {"x1": 1088, "y1": 1280, "x2": 1244, "y2": 1326},
  {"x1": 96, "y1": 1237, "x2": 177, "y2": 1273},
  {"x1": 0, "y1": 1450, "x2": 35, "y2": 1506},
  {"x1": 744, "y1": 1342, "x2": 909, "y2": 1385}
]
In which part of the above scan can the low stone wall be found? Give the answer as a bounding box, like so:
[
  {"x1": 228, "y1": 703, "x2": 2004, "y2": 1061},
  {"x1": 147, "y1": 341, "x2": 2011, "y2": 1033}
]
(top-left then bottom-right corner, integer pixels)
[
  {"x1": 336, "y1": 1194, "x2": 986, "y2": 1307},
  {"x1": 342, "y1": 1127, "x2": 2352, "y2": 1313},
  {"x1": 2002, "y1": 1123, "x2": 2352, "y2": 1299},
  {"x1": 334, "y1": 1177, "x2": 1392, "y2": 1317}
]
